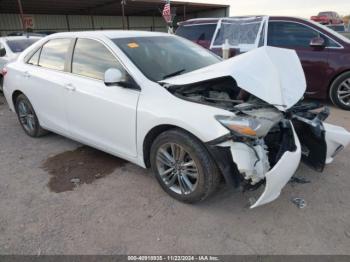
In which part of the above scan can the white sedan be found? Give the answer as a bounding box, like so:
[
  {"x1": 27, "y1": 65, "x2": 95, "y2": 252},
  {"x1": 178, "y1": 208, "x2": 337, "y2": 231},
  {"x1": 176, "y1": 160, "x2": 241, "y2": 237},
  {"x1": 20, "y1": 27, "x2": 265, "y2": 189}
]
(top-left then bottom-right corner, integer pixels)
[
  {"x1": 0, "y1": 36, "x2": 42, "y2": 91},
  {"x1": 3, "y1": 31, "x2": 350, "y2": 208}
]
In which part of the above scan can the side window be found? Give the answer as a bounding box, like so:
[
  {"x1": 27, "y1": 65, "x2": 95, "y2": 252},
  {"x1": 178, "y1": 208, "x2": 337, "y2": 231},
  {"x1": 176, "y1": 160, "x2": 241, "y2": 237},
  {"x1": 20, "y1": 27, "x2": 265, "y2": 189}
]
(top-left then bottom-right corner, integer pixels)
[
  {"x1": 176, "y1": 24, "x2": 217, "y2": 43},
  {"x1": 72, "y1": 38, "x2": 125, "y2": 80},
  {"x1": 27, "y1": 48, "x2": 41, "y2": 65},
  {"x1": 39, "y1": 39, "x2": 71, "y2": 71},
  {"x1": 268, "y1": 22, "x2": 320, "y2": 48}
]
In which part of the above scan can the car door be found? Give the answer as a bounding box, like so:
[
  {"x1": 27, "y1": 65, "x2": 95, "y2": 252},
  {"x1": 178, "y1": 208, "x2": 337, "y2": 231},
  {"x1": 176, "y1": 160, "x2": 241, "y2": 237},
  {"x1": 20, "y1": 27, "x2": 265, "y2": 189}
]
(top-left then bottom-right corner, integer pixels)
[
  {"x1": 267, "y1": 21, "x2": 330, "y2": 96},
  {"x1": 19, "y1": 38, "x2": 73, "y2": 134},
  {"x1": 63, "y1": 38, "x2": 140, "y2": 158}
]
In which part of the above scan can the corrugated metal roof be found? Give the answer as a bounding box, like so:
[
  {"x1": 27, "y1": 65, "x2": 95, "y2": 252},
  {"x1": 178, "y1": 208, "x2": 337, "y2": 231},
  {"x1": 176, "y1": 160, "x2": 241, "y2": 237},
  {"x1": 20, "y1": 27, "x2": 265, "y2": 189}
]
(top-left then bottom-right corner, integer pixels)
[{"x1": 0, "y1": 0, "x2": 229, "y2": 16}]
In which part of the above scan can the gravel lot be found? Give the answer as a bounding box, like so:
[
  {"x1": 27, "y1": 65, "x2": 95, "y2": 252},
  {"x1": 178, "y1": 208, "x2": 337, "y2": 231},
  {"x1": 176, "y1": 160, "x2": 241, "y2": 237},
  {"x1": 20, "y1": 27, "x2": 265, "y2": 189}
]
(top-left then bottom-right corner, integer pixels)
[{"x1": 0, "y1": 94, "x2": 350, "y2": 255}]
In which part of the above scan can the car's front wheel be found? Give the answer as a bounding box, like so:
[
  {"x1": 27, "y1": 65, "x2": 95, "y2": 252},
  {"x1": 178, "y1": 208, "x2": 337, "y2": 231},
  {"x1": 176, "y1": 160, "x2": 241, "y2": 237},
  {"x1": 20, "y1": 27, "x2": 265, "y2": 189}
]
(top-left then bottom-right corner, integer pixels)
[
  {"x1": 330, "y1": 72, "x2": 350, "y2": 111},
  {"x1": 150, "y1": 129, "x2": 221, "y2": 203},
  {"x1": 15, "y1": 94, "x2": 48, "y2": 137}
]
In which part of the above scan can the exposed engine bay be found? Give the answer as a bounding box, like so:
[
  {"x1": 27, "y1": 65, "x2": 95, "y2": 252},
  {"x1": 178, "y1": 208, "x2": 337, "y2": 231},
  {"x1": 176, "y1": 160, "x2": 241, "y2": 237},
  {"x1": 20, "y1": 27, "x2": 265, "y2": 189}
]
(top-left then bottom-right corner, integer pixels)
[{"x1": 166, "y1": 76, "x2": 350, "y2": 208}]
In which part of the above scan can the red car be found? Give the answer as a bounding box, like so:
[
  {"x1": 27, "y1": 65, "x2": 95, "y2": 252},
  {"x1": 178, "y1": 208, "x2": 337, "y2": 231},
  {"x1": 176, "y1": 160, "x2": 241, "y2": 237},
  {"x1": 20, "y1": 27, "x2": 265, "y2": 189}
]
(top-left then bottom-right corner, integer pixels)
[
  {"x1": 176, "y1": 16, "x2": 350, "y2": 110},
  {"x1": 311, "y1": 12, "x2": 343, "y2": 25}
]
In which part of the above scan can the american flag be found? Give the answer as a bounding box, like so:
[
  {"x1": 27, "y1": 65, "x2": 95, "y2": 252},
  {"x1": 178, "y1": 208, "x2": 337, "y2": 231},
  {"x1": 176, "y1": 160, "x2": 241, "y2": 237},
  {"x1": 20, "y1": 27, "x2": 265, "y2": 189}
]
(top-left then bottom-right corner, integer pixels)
[{"x1": 162, "y1": 0, "x2": 172, "y2": 24}]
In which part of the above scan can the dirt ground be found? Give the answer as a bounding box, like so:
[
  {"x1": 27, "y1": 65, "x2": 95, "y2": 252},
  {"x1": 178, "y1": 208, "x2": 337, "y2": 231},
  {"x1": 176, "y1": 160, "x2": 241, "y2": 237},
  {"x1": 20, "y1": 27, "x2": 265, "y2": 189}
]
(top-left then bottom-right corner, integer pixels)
[{"x1": 0, "y1": 94, "x2": 350, "y2": 255}]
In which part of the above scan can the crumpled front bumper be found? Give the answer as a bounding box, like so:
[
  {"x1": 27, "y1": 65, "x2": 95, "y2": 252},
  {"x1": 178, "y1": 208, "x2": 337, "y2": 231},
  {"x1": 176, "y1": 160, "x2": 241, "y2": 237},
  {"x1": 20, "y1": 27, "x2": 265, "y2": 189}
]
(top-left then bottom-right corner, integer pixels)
[
  {"x1": 214, "y1": 122, "x2": 302, "y2": 209},
  {"x1": 250, "y1": 125, "x2": 301, "y2": 208}
]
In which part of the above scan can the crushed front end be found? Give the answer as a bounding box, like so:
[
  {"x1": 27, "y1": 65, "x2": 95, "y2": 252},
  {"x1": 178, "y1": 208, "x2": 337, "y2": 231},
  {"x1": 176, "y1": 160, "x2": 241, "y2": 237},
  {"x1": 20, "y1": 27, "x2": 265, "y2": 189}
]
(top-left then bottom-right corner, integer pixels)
[{"x1": 206, "y1": 101, "x2": 350, "y2": 208}]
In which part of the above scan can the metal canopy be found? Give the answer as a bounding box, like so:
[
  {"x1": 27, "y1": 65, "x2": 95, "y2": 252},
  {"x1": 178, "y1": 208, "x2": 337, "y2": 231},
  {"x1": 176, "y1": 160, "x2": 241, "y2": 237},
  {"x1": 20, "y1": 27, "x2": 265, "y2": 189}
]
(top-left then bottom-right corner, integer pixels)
[{"x1": 0, "y1": 0, "x2": 229, "y2": 16}]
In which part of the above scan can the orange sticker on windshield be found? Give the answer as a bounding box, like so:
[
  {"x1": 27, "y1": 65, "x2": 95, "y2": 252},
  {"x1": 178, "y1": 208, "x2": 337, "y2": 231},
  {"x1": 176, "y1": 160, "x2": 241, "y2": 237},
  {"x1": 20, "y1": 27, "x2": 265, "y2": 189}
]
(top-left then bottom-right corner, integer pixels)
[{"x1": 128, "y1": 42, "x2": 139, "y2": 48}]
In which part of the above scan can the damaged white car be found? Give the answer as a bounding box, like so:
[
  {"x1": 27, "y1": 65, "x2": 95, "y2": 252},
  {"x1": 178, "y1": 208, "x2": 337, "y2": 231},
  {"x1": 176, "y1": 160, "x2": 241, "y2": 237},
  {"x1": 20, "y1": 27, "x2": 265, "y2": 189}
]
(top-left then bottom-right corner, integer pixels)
[{"x1": 3, "y1": 31, "x2": 350, "y2": 208}]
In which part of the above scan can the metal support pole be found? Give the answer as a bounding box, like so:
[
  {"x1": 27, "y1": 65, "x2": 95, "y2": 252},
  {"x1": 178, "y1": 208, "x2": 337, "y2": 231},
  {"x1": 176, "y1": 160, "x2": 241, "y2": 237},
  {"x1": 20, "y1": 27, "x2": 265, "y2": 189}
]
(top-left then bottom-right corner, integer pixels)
[
  {"x1": 121, "y1": 0, "x2": 126, "y2": 30},
  {"x1": 183, "y1": 5, "x2": 186, "y2": 21},
  {"x1": 17, "y1": 0, "x2": 25, "y2": 31}
]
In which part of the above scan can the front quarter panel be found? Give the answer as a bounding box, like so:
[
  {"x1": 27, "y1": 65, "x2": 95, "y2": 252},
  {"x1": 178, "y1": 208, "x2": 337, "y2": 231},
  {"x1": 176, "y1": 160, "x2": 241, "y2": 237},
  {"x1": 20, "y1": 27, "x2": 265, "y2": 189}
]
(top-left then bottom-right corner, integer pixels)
[{"x1": 136, "y1": 82, "x2": 233, "y2": 166}]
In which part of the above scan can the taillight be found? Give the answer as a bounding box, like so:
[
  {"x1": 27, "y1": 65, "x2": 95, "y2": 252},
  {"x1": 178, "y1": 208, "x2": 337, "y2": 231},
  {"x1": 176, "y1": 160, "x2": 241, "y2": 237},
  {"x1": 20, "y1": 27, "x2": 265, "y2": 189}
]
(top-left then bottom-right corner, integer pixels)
[{"x1": 1, "y1": 68, "x2": 7, "y2": 76}]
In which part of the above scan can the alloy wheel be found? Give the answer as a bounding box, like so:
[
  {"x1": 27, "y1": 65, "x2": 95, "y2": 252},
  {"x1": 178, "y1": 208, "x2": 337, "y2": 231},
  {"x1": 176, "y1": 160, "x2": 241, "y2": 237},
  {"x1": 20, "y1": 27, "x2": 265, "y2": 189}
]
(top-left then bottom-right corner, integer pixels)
[
  {"x1": 337, "y1": 78, "x2": 350, "y2": 106},
  {"x1": 17, "y1": 100, "x2": 36, "y2": 133},
  {"x1": 156, "y1": 143, "x2": 199, "y2": 195}
]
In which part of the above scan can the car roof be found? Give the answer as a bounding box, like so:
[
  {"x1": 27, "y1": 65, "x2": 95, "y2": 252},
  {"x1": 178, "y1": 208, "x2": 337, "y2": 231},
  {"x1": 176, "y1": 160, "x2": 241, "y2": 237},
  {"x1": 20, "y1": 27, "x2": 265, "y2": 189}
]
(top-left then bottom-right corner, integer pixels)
[{"x1": 49, "y1": 30, "x2": 171, "y2": 40}]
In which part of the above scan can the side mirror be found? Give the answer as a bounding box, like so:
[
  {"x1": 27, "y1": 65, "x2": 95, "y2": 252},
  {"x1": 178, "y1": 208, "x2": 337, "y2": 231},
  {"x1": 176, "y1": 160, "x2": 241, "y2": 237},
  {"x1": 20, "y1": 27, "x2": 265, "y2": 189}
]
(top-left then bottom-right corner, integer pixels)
[
  {"x1": 104, "y1": 68, "x2": 124, "y2": 86},
  {"x1": 0, "y1": 48, "x2": 6, "y2": 57},
  {"x1": 310, "y1": 37, "x2": 326, "y2": 49}
]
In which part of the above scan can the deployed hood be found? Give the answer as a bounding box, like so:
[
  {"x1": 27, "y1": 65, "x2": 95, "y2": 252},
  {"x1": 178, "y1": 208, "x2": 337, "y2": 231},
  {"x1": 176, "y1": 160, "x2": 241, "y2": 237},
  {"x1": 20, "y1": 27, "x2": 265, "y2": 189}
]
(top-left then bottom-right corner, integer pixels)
[{"x1": 160, "y1": 46, "x2": 306, "y2": 111}]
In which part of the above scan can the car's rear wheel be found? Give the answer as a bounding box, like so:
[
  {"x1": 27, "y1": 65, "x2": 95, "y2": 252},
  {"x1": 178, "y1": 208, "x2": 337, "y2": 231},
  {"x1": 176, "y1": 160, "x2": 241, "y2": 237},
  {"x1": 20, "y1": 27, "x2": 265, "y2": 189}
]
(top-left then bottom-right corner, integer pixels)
[
  {"x1": 150, "y1": 129, "x2": 221, "y2": 203},
  {"x1": 330, "y1": 72, "x2": 350, "y2": 111},
  {"x1": 15, "y1": 94, "x2": 48, "y2": 137}
]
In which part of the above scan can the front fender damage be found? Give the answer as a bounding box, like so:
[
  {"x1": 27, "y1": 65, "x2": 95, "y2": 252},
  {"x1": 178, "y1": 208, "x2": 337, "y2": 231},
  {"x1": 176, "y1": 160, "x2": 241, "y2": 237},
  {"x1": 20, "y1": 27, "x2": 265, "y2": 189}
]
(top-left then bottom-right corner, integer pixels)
[{"x1": 208, "y1": 121, "x2": 301, "y2": 208}]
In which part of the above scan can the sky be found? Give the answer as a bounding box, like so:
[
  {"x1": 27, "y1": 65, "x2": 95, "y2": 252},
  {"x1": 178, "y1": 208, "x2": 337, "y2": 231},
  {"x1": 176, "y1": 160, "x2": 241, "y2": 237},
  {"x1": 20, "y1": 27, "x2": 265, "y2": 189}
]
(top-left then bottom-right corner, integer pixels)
[{"x1": 178, "y1": 0, "x2": 350, "y2": 18}]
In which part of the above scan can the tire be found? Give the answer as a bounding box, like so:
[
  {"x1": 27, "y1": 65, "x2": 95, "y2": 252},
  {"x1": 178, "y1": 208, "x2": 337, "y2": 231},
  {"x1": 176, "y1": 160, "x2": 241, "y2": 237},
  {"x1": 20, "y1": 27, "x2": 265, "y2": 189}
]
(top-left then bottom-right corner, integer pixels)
[
  {"x1": 150, "y1": 129, "x2": 221, "y2": 203},
  {"x1": 15, "y1": 94, "x2": 48, "y2": 137},
  {"x1": 0, "y1": 75, "x2": 3, "y2": 94},
  {"x1": 329, "y1": 72, "x2": 350, "y2": 111}
]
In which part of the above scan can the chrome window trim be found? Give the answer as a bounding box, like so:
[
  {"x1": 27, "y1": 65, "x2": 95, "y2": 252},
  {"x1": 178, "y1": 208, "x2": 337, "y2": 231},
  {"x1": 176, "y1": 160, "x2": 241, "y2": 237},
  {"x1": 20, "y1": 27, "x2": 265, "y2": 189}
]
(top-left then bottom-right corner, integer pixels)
[{"x1": 268, "y1": 20, "x2": 345, "y2": 49}]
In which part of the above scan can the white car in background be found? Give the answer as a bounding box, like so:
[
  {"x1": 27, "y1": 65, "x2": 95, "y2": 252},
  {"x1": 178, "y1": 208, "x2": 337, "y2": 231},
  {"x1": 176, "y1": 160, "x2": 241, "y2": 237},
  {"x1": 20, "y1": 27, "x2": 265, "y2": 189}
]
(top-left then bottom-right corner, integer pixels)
[
  {"x1": 2, "y1": 31, "x2": 350, "y2": 208},
  {"x1": 0, "y1": 36, "x2": 42, "y2": 91}
]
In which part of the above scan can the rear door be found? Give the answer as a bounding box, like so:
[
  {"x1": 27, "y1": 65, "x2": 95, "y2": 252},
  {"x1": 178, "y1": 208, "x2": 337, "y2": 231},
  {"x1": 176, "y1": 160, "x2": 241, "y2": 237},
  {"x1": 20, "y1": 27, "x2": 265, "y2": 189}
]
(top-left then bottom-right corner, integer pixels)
[
  {"x1": 63, "y1": 38, "x2": 140, "y2": 158},
  {"x1": 267, "y1": 20, "x2": 330, "y2": 97},
  {"x1": 18, "y1": 38, "x2": 73, "y2": 134}
]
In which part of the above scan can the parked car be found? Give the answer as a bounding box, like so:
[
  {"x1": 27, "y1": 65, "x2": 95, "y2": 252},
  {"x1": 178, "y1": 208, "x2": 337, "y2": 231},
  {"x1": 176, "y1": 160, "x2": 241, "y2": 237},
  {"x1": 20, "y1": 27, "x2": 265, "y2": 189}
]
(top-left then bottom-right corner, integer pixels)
[
  {"x1": 176, "y1": 16, "x2": 350, "y2": 110},
  {"x1": 0, "y1": 36, "x2": 42, "y2": 91},
  {"x1": 3, "y1": 31, "x2": 350, "y2": 208},
  {"x1": 311, "y1": 11, "x2": 343, "y2": 25}
]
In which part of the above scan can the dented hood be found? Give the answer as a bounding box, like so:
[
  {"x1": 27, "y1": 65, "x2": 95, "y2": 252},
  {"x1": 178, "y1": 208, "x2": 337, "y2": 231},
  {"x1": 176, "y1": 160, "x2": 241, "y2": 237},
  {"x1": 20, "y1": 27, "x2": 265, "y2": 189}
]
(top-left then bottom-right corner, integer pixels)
[{"x1": 160, "y1": 46, "x2": 306, "y2": 111}]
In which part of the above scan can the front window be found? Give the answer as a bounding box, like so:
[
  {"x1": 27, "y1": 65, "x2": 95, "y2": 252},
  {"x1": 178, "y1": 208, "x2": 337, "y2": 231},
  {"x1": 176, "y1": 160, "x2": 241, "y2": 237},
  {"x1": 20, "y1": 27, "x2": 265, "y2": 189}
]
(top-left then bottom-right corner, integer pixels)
[
  {"x1": 72, "y1": 38, "x2": 125, "y2": 80},
  {"x1": 112, "y1": 36, "x2": 220, "y2": 82},
  {"x1": 6, "y1": 38, "x2": 39, "y2": 53},
  {"x1": 268, "y1": 21, "x2": 342, "y2": 48}
]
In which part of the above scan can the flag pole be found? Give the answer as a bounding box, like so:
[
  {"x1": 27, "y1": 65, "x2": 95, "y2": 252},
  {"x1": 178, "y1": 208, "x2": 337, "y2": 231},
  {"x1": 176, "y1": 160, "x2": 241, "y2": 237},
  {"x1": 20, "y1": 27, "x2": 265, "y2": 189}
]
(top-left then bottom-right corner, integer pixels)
[{"x1": 121, "y1": 0, "x2": 126, "y2": 30}]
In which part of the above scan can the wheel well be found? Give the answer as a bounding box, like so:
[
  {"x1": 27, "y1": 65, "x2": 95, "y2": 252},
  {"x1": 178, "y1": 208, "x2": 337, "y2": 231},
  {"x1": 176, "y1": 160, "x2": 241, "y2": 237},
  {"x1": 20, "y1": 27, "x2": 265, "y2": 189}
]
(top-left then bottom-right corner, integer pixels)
[
  {"x1": 329, "y1": 70, "x2": 350, "y2": 93},
  {"x1": 12, "y1": 90, "x2": 23, "y2": 109},
  {"x1": 143, "y1": 125, "x2": 179, "y2": 168}
]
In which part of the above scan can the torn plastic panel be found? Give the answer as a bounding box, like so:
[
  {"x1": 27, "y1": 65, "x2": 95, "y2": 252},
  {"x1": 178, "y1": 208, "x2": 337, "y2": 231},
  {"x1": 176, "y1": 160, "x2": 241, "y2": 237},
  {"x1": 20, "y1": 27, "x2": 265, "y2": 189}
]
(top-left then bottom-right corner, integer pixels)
[{"x1": 213, "y1": 119, "x2": 300, "y2": 208}]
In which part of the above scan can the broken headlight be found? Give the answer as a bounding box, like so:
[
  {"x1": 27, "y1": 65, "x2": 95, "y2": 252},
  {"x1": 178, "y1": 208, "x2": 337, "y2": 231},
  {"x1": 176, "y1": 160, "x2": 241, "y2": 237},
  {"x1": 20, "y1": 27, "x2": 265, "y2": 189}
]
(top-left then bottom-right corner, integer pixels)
[{"x1": 215, "y1": 115, "x2": 262, "y2": 138}]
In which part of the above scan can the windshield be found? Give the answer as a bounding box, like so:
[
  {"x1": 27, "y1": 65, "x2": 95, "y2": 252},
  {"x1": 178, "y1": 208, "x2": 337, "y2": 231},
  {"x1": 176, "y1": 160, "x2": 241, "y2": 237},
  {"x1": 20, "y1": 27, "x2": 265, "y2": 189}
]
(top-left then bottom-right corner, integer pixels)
[
  {"x1": 6, "y1": 38, "x2": 40, "y2": 53},
  {"x1": 112, "y1": 36, "x2": 220, "y2": 82},
  {"x1": 211, "y1": 16, "x2": 267, "y2": 52}
]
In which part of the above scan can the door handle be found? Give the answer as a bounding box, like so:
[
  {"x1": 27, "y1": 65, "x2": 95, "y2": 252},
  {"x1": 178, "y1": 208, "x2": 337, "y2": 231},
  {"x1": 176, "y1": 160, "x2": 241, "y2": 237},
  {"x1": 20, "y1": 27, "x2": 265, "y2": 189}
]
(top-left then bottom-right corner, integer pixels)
[
  {"x1": 64, "y1": 83, "x2": 76, "y2": 92},
  {"x1": 23, "y1": 71, "x2": 31, "y2": 78}
]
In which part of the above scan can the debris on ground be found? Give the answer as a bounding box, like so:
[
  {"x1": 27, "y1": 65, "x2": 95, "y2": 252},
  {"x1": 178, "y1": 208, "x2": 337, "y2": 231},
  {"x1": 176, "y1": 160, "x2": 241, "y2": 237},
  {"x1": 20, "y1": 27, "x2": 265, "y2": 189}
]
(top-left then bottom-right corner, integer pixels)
[
  {"x1": 70, "y1": 178, "x2": 80, "y2": 187},
  {"x1": 345, "y1": 231, "x2": 350, "y2": 239},
  {"x1": 291, "y1": 197, "x2": 307, "y2": 209},
  {"x1": 289, "y1": 176, "x2": 311, "y2": 185}
]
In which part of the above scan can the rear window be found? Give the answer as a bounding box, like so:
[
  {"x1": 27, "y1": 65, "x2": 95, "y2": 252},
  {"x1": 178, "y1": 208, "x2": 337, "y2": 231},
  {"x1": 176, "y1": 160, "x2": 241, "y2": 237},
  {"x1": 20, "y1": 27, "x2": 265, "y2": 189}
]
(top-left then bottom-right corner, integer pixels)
[
  {"x1": 176, "y1": 24, "x2": 217, "y2": 43},
  {"x1": 318, "y1": 12, "x2": 332, "y2": 17},
  {"x1": 6, "y1": 39, "x2": 39, "y2": 53}
]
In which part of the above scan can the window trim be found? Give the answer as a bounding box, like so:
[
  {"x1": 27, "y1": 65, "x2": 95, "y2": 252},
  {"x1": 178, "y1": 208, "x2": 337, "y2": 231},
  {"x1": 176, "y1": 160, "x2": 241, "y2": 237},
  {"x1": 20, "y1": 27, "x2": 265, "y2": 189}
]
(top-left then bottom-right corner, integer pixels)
[
  {"x1": 267, "y1": 20, "x2": 344, "y2": 49},
  {"x1": 37, "y1": 38, "x2": 74, "y2": 72},
  {"x1": 68, "y1": 37, "x2": 140, "y2": 90}
]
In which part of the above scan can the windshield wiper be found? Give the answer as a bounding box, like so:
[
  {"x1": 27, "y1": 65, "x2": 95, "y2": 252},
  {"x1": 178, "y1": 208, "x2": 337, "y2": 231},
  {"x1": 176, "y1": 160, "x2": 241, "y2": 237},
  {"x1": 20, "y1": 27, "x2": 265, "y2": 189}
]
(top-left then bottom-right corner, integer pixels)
[{"x1": 162, "y1": 69, "x2": 186, "y2": 80}]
